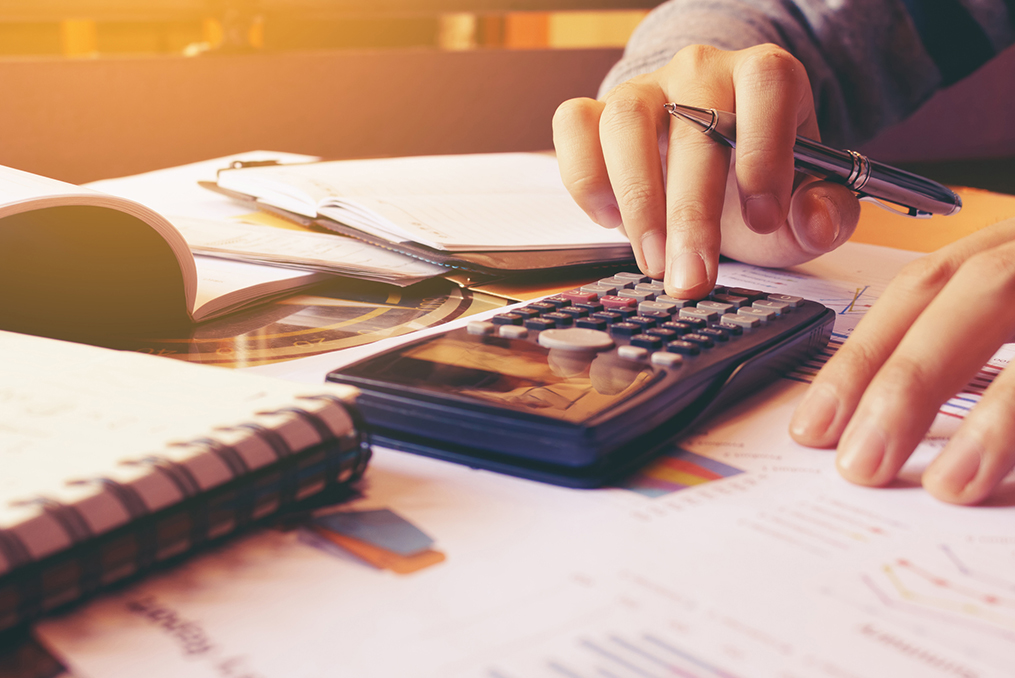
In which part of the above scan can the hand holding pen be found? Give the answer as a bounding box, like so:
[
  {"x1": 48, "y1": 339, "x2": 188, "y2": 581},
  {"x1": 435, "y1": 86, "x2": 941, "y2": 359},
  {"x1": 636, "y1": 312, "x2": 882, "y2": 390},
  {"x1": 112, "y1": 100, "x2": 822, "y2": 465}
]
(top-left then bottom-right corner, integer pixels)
[{"x1": 553, "y1": 43, "x2": 864, "y2": 299}]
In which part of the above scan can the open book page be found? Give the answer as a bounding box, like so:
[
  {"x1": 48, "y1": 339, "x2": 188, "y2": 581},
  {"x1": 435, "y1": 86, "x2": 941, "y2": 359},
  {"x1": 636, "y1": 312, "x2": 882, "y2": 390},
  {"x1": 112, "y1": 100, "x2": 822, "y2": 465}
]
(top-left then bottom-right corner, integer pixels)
[
  {"x1": 216, "y1": 153, "x2": 632, "y2": 252},
  {"x1": 190, "y1": 255, "x2": 330, "y2": 321},
  {"x1": 0, "y1": 164, "x2": 199, "y2": 317},
  {"x1": 90, "y1": 153, "x2": 444, "y2": 284},
  {"x1": 86, "y1": 151, "x2": 318, "y2": 223}
]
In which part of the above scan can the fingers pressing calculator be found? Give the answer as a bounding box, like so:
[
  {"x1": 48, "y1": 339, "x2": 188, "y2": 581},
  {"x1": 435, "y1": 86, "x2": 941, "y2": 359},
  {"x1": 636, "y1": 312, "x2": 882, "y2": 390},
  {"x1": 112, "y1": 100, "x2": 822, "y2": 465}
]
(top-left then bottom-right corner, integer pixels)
[{"x1": 328, "y1": 273, "x2": 834, "y2": 487}]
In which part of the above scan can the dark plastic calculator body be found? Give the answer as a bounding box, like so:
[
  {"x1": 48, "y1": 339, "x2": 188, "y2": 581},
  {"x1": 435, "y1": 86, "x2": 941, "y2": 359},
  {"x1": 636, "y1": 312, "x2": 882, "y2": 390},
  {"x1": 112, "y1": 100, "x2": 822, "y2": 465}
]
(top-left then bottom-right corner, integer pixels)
[{"x1": 328, "y1": 273, "x2": 834, "y2": 487}]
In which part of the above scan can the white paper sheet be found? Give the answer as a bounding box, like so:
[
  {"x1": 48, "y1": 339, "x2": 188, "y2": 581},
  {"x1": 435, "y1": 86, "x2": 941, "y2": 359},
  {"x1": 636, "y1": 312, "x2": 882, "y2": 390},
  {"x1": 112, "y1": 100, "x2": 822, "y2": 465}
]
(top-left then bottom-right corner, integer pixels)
[{"x1": 35, "y1": 242, "x2": 1015, "y2": 678}]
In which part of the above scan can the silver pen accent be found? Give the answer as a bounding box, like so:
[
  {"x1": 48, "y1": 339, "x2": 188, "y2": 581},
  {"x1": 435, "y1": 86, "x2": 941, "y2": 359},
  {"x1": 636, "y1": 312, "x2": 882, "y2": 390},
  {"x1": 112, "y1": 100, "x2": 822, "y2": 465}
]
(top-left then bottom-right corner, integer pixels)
[{"x1": 664, "y1": 103, "x2": 962, "y2": 218}]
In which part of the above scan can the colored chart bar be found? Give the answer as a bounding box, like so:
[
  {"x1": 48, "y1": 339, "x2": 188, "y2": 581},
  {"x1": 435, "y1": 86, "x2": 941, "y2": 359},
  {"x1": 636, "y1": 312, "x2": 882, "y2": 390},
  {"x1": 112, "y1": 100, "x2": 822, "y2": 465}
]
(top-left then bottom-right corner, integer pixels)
[{"x1": 623, "y1": 448, "x2": 743, "y2": 498}]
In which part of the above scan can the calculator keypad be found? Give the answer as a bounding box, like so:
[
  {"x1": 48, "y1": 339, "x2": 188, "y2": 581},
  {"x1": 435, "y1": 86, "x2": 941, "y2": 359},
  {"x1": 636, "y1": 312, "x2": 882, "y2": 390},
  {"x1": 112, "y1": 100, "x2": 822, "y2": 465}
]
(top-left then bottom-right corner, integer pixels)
[{"x1": 467, "y1": 274, "x2": 801, "y2": 372}]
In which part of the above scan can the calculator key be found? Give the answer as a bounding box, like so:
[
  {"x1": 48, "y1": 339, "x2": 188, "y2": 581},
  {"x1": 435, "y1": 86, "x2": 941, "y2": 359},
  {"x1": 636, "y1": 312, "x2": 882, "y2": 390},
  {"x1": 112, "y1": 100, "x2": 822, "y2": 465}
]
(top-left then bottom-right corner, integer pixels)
[
  {"x1": 711, "y1": 293, "x2": 748, "y2": 308},
  {"x1": 726, "y1": 287, "x2": 765, "y2": 302},
  {"x1": 618, "y1": 345, "x2": 649, "y2": 361},
  {"x1": 543, "y1": 312, "x2": 575, "y2": 328},
  {"x1": 682, "y1": 333, "x2": 715, "y2": 348},
  {"x1": 561, "y1": 289, "x2": 600, "y2": 305},
  {"x1": 627, "y1": 316, "x2": 658, "y2": 330},
  {"x1": 537, "y1": 328, "x2": 614, "y2": 352},
  {"x1": 651, "y1": 352, "x2": 684, "y2": 368},
  {"x1": 528, "y1": 301, "x2": 556, "y2": 313},
  {"x1": 515, "y1": 307, "x2": 544, "y2": 320},
  {"x1": 575, "y1": 302, "x2": 604, "y2": 315},
  {"x1": 614, "y1": 272, "x2": 651, "y2": 283},
  {"x1": 699, "y1": 327, "x2": 730, "y2": 342},
  {"x1": 599, "y1": 276, "x2": 635, "y2": 289},
  {"x1": 679, "y1": 307, "x2": 719, "y2": 323},
  {"x1": 618, "y1": 289, "x2": 655, "y2": 303},
  {"x1": 661, "y1": 321, "x2": 695, "y2": 335},
  {"x1": 766, "y1": 293, "x2": 804, "y2": 307},
  {"x1": 656, "y1": 295, "x2": 695, "y2": 309},
  {"x1": 711, "y1": 321, "x2": 742, "y2": 336},
  {"x1": 675, "y1": 316, "x2": 706, "y2": 329},
  {"x1": 738, "y1": 307, "x2": 776, "y2": 323},
  {"x1": 557, "y1": 307, "x2": 589, "y2": 319},
  {"x1": 639, "y1": 301, "x2": 675, "y2": 316},
  {"x1": 580, "y1": 283, "x2": 617, "y2": 298},
  {"x1": 609, "y1": 322, "x2": 643, "y2": 337},
  {"x1": 576, "y1": 318, "x2": 608, "y2": 331},
  {"x1": 721, "y1": 313, "x2": 759, "y2": 329},
  {"x1": 710, "y1": 285, "x2": 728, "y2": 295},
  {"x1": 630, "y1": 335, "x2": 664, "y2": 350},
  {"x1": 639, "y1": 310, "x2": 672, "y2": 323},
  {"x1": 646, "y1": 327, "x2": 680, "y2": 341},
  {"x1": 615, "y1": 307, "x2": 638, "y2": 319},
  {"x1": 543, "y1": 295, "x2": 572, "y2": 309},
  {"x1": 498, "y1": 325, "x2": 528, "y2": 339},
  {"x1": 592, "y1": 311, "x2": 624, "y2": 324},
  {"x1": 635, "y1": 282, "x2": 666, "y2": 295},
  {"x1": 492, "y1": 313, "x2": 523, "y2": 325},
  {"x1": 467, "y1": 321, "x2": 495, "y2": 335},
  {"x1": 753, "y1": 299, "x2": 790, "y2": 315},
  {"x1": 665, "y1": 340, "x2": 700, "y2": 356},
  {"x1": 697, "y1": 300, "x2": 734, "y2": 315},
  {"x1": 601, "y1": 295, "x2": 638, "y2": 311},
  {"x1": 524, "y1": 318, "x2": 556, "y2": 331}
]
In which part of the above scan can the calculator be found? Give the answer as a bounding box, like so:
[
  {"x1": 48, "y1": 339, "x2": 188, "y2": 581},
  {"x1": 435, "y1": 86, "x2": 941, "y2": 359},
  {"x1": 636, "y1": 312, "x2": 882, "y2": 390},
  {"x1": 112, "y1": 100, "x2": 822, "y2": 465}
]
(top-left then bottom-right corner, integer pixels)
[{"x1": 327, "y1": 273, "x2": 835, "y2": 487}]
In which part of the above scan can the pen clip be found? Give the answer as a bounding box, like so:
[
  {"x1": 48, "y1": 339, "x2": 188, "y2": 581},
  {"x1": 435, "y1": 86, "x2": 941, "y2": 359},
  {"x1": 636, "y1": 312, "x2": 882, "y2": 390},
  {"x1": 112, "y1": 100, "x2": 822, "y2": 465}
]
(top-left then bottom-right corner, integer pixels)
[{"x1": 858, "y1": 196, "x2": 933, "y2": 219}]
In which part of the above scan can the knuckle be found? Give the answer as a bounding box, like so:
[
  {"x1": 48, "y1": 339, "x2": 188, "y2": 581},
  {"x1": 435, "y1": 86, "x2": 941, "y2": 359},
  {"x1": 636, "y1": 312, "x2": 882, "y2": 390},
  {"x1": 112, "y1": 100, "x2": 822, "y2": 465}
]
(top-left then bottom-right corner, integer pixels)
[
  {"x1": 615, "y1": 181, "x2": 658, "y2": 216},
  {"x1": 875, "y1": 354, "x2": 937, "y2": 404},
  {"x1": 959, "y1": 248, "x2": 1015, "y2": 292},
  {"x1": 669, "y1": 44, "x2": 721, "y2": 72},
  {"x1": 893, "y1": 254, "x2": 956, "y2": 295},
  {"x1": 552, "y1": 97, "x2": 599, "y2": 133},
  {"x1": 736, "y1": 45, "x2": 806, "y2": 91},
  {"x1": 564, "y1": 170, "x2": 608, "y2": 202},
  {"x1": 599, "y1": 92, "x2": 656, "y2": 132},
  {"x1": 666, "y1": 196, "x2": 714, "y2": 235}
]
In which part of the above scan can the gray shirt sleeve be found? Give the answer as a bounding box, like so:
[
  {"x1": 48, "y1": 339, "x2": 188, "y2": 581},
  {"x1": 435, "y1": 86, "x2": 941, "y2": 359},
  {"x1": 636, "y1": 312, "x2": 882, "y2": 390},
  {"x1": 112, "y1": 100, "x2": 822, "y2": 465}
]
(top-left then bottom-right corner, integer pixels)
[{"x1": 599, "y1": 0, "x2": 1014, "y2": 147}]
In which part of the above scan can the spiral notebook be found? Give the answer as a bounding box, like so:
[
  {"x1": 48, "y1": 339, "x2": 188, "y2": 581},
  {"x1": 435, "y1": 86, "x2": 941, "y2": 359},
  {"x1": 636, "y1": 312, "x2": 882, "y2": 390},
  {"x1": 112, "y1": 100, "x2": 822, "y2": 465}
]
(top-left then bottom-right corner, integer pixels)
[{"x1": 0, "y1": 330, "x2": 371, "y2": 631}]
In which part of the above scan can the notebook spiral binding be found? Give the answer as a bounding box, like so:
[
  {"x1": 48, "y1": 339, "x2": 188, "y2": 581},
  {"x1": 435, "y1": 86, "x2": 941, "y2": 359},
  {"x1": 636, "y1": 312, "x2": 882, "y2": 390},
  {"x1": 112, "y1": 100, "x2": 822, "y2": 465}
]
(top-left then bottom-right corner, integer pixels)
[{"x1": 0, "y1": 395, "x2": 371, "y2": 632}]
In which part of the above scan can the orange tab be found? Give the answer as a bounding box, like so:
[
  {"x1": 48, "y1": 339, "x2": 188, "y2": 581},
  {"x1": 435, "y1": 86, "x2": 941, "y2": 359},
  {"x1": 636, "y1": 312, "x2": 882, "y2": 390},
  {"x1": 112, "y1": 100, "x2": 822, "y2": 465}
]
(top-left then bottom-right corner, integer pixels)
[{"x1": 313, "y1": 527, "x2": 445, "y2": 575}]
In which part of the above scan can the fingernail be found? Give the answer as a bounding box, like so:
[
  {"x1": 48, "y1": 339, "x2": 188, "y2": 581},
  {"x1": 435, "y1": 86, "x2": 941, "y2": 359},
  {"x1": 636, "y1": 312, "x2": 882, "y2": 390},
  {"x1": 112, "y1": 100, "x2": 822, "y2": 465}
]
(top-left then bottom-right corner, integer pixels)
[
  {"x1": 594, "y1": 204, "x2": 623, "y2": 229},
  {"x1": 744, "y1": 194, "x2": 781, "y2": 233},
  {"x1": 802, "y1": 195, "x2": 841, "y2": 251},
  {"x1": 640, "y1": 230, "x2": 666, "y2": 278},
  {"x1": 925, "y1": 435, "x2": 983, "y2": 497},
  {"x1": 668, "y1": 252, "x2": 707, "y2": 292},
  {"x1": 837, "y1": 419, "x2": 886, "y2": 482},
  {"x1": 790, "y1": 384, "x2": 839, "y2": 443}
]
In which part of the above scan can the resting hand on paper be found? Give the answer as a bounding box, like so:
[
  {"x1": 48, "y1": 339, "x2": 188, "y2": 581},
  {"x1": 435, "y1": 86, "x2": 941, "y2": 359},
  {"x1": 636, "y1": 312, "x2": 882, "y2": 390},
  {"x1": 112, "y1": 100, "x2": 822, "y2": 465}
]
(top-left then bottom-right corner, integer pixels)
[
  {"x1": 791, "y1": 218, "x2": 1015, "y2": 504},
  {"x1": 553, "y1": 44, "x2": 860, "y2": 298}
]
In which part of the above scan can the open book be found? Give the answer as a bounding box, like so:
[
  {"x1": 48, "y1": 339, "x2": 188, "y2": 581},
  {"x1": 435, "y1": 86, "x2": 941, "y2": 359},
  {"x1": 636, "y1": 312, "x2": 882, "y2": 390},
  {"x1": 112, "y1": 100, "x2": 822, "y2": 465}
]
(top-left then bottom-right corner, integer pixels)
[
  {"x1": 215, "y1": 153, "x2": 636, "y2": 272},
  {"x1": 85, "y1": 153, "x2": 448, "y2": 284},
  {"x1": 0, "y1": 329, "x2": 371, "y2": 631},
  {"x1": 0, "y1": 164, "x2": 333, "y2": 339}
]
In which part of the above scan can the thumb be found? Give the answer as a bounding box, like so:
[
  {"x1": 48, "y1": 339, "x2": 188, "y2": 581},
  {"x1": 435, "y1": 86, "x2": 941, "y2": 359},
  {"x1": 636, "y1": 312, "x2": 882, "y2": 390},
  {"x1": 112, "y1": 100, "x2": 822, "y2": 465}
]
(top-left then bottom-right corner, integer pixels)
[{"x1": 789, "y1": 180, "x2": 860, "y2": 255}]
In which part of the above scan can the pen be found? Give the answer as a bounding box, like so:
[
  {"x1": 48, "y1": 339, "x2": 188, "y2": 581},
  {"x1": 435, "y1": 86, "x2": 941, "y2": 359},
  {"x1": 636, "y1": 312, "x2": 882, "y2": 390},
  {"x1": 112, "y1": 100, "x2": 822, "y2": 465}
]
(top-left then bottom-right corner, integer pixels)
[{"x1": 663, "y1": 103, "x2": 962, "y2": 218}]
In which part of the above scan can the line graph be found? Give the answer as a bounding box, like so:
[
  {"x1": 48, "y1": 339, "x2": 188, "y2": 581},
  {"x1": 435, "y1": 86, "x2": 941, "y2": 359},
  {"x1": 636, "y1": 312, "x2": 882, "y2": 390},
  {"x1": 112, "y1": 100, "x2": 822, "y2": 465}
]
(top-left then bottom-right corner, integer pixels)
[{"x1": 863, "y1": 545, "x2": 1015, "y2": 643}]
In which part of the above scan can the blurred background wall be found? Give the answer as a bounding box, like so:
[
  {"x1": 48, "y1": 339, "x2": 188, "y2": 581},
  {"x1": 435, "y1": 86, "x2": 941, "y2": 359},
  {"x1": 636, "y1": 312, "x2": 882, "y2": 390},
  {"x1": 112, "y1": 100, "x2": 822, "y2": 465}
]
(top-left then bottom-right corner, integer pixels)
[{"x1": 0, "y1": 0, "x2": 1012, "y2": 184}]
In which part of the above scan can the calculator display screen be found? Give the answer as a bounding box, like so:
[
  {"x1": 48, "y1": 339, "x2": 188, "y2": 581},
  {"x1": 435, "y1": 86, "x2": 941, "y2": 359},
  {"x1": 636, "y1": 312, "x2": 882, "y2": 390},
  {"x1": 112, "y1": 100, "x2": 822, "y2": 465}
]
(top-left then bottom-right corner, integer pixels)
[{"x1": 350, "y1": 334, "x2": 653, "y2": 423}]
